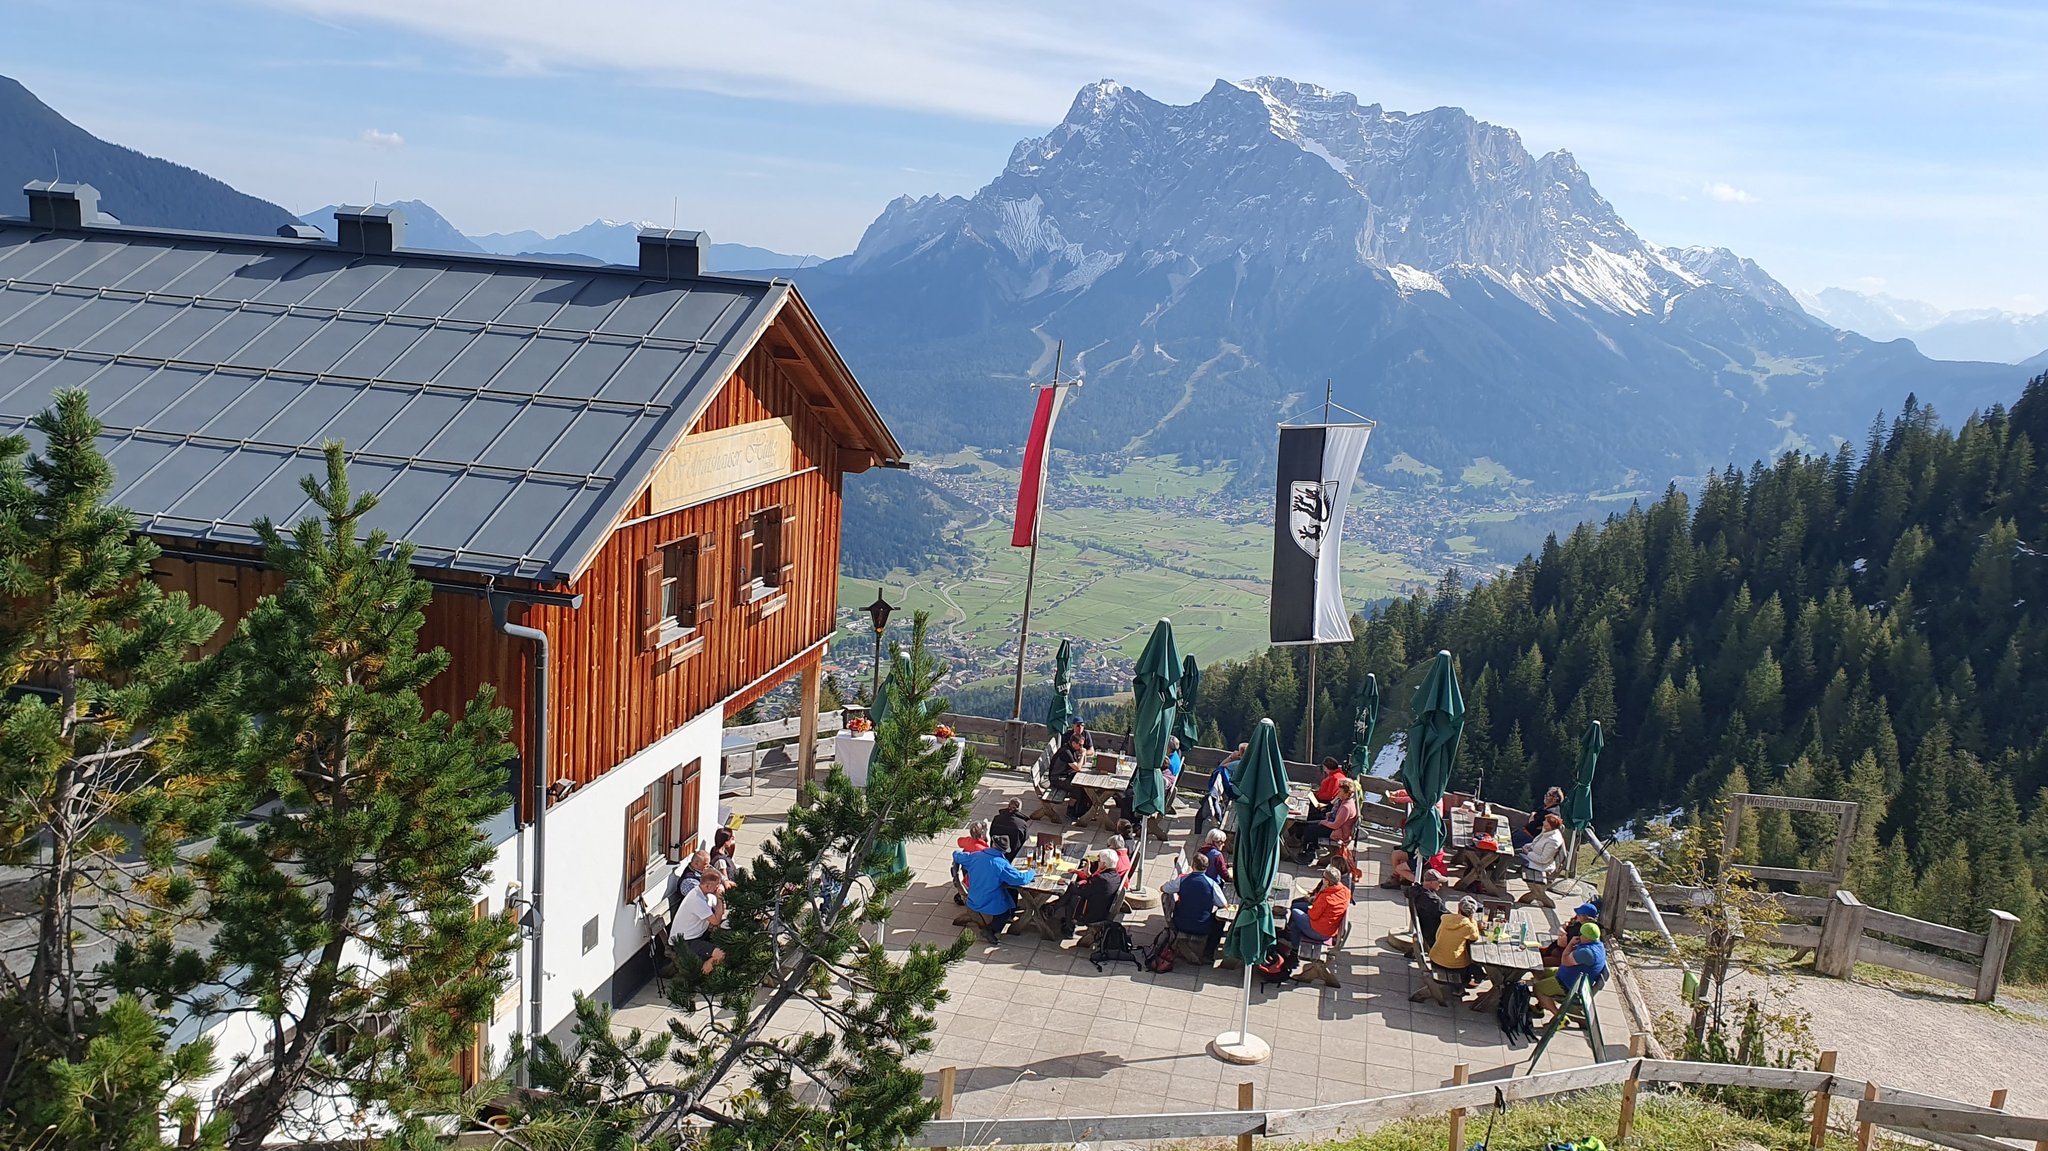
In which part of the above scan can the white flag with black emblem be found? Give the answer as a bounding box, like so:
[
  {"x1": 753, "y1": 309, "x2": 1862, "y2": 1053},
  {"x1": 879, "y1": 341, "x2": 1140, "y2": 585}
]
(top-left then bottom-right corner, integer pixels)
[{"x1": 1270, "y1": 423, "x2": 1373, "y2": 644}]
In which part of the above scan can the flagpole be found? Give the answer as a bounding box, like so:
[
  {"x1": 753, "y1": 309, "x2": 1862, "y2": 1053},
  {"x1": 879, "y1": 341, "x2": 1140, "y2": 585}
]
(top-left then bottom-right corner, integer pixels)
[
  {"x1": 1300, "y1": 379, "x2": 1333, "y2": 766},
  {"x1": 1007, "y1": 342, "x2": 1062, "y2": 766}
]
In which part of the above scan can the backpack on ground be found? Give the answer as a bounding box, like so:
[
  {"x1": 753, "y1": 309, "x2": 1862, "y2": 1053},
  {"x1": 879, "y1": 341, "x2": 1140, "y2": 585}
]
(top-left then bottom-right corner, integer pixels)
[
  {"x1": 1088, "y1": 920, "x2": 1142, "y2": 972},
  {"x1": 1497, "y1": 978, "x2": 1540, "y2": 1044},
  {"x1": 1145, "y1": 929, "x2": 1176, "y2": 974},
  {"x1": 1255, "y1": 941, "x2": 1297, "y2": 987}
]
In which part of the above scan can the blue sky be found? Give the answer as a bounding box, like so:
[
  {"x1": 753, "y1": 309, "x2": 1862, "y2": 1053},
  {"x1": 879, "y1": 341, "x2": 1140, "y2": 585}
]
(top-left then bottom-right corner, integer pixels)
[{"x1": 6, "y1": 0, "x2": 2044, "y2": 312}]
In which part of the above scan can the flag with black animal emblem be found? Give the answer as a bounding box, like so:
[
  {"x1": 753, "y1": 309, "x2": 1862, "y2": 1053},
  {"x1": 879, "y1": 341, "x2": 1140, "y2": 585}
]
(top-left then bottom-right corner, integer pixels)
[{"x1": 1269, "y1": 423, "x2": 1373, "y2": 644}]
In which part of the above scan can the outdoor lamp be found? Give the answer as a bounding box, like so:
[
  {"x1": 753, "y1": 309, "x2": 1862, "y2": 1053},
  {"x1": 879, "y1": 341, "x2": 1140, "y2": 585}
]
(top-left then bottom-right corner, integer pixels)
[{"x1": 865, "y1": 588, "x2": 894, "y2": 634}]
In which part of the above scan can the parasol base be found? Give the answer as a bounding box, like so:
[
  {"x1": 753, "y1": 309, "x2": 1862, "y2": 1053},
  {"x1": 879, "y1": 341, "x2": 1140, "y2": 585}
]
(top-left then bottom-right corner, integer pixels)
[
  {"x1": 1124, "y1": 885, "x2": 1160, "y2": 910},
  {"x1": 1208, "y1": 1031, "x2": 1270, "y2": 1065}
]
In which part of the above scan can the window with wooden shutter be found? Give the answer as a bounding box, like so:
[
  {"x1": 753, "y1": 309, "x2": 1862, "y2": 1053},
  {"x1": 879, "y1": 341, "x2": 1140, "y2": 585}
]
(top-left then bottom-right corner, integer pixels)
[
  {"x1": 643, "y1": 537, "x2": 707, "y2": 659},
  {"x1": 679, "y1": 758, "x2": 703, "y2": 858},
  {"x1": 624, "y1": 794, "x2": 651, "y2": 902},
  {"x1": 695, "y1": 529, "x2": 717, "y2": 627},
  {"x1": 775, "y1": 507, "x2": 796, "y2": 589},
  {"x1": 637, "y1": 553, "x2": 664, "y2": 653},
  {"x1": 743, "y1": 507, "x2": 787, "y2": 603}
]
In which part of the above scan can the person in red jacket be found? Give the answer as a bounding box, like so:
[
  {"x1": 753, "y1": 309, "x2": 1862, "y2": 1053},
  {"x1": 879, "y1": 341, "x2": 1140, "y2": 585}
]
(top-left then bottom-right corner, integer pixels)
[
  {"x1": 1285, "y1": 865, "x2": 1352, "y2": 948},
  {"x1": 1313, "y1": 757, "x2": 1349, "y2": 804}
]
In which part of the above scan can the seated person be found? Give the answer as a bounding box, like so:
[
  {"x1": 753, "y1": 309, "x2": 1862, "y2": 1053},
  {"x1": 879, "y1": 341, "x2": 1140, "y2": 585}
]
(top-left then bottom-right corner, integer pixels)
[
  {"x1": 1407, "y1": 869, "x2": 1451, "y2": 950},
  {"x1": 1541, "y1": 901, "x2": 1601, "y2": 967},
  {"x1": 1429, "y1": 896, "x2": 1486, "y2": 985},
  {"x1": 1170, "y1": 863, "x2": 1228, "y2": 964},
  {"x1": 1515, "y1": 787, "x2": 1566, "y2": 849},
  {"x1": 669, "y1": 870, "x2": 729, "y2": 975},
  {"x1": 1519, "y1": 813, "x2": 1568, "y2": 876},
  {"x1": 1196, "y1": 828, "x2": 1231, "y2": 883},
  {"x1": 952, "y1": 819, "x2": 992, "y2": 899},
  {"x1": 1192, "y1": 743, "x2": 1244, "y2": 841},
  {"x1": 1057, "y1": 850, "x2": 1120, "y2": 936},
  {"x1": 1048, "y1": 730, "x2": 1091, "y2": 820},
  {"x1": 952, "y1": 839, "x2": 1037, "y2": 944},
  {"x1": 991, "y1": 799, "x2": 1031, "y2": 860},
  {"x1": 665, "y1": 848, "x2": 711, "y2": 933},
  {"x1": 1309, "y1": 756, "x2": 1349, "y2": 819},
  {"x1": 1532, "y1": 923, "x2": 1608, "y2": 1016},
  {"x1": 1387, "y1": 846, "x2": 1447, "y2": 888},
  {"x1": 1065, "y1": 717, "x2": 1095, "y2": 751},
  {"x1": 1307, "y1": 778, "x2": 1360, "y2": 847},
  {"x1": 709, "y1": 827, "x2": 739, "y2": 881},
  {"x1": 1285, "y1": 866, "x2": 1352, "y2": 949}
]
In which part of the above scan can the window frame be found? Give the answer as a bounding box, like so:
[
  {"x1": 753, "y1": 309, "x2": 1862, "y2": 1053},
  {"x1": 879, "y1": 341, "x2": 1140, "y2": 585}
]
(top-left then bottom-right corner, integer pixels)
[
  {"x1": 741, "y1": 506, "x2": 793, "y2": 606},
  {"x1": 640, "y1": 532, "x2": 712, "y2": 659}
]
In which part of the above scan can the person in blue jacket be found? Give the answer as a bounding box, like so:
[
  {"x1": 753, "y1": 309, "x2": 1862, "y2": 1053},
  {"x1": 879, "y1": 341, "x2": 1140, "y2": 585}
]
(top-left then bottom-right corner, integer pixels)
[{"x1": 953, "y1": 841, "x2": 1035, "y2": 944}]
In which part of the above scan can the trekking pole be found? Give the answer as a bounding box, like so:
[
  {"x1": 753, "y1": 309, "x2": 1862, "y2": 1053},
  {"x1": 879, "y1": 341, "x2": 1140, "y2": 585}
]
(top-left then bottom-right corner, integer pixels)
[{"x1": 1473, "y1": 1086, "x2": 1506, "y2": 1150}]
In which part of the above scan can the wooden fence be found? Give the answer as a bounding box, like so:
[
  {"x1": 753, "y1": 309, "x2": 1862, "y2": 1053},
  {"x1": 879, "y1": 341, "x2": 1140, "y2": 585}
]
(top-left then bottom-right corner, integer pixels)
[
  {"x1": 908, "y1": 1050, "x2": 2044, "y2": 1150},
  {"x1": 1598, "y1": 867, "x2": 2018, "y2": 1003}
]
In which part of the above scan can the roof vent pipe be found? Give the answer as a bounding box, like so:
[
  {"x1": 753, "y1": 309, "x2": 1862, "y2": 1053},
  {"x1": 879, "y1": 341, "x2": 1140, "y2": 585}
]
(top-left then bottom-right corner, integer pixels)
[
  {"x1": 278, "y1": 223, "x2": 325, "y2": 240},
  {"x1": 334, "y1": 204, "x2": 405, "y2": 254},
  {"x1": 24, "y1": 181, "x2": 100, "y2": 229},
  {"x1": 637, "y1": 227, "x2": 706, "y2": 279}
]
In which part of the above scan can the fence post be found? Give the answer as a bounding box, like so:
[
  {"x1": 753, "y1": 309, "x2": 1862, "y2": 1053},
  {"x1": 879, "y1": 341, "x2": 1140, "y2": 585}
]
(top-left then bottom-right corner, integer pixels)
[
  {"x1": 1855, "y1": 1082, "x2": 1879, "y2": 1151},
  {"x1": 1808, "y1": 1050, "x2": 1837, "y2": 1150},
  {"x1": 1239, "y1": 1082, "x2": 1256, "y2": 1151},
  {"x1": 1600, "y1": 860, "x2": 1627, "y2": 939},
  {"x1": 1616, "y1": 1035, "x2": 1646, "y2": 1142},
  {"x1": 1977, "y1": 910, "x2": 2018, "y2": 1003},
  {"x1": 1448, "y1": 1063, "x2": 1469, "y2": 1151},
  {"x1": 1815, "y1": 891, "x2": 1866, "y2": 979},
  {"x1": 933, "y1": 1066, "x2": 956, "y2": 1151}
]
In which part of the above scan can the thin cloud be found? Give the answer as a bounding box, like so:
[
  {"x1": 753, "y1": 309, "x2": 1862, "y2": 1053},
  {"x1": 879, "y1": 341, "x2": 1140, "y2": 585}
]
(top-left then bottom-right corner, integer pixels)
[
  {"x1": 1704, "y1": 181, "x2": 1758, "y2": 204},
  {"x1": 359, "y1": 127, "x2": 405, "y2": 147}
]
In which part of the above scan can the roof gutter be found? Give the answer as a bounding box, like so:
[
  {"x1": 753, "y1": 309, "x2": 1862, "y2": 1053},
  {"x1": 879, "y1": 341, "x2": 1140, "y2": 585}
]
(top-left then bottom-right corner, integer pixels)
[{"x1": 151, "y1": 544, "x2": 584, "y2": 609}]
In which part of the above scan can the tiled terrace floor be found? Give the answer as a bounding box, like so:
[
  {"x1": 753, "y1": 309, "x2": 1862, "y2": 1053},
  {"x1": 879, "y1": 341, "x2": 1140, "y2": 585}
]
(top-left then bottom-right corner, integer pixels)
[{"x1": 618, "y1": 758, "x2": 1628, "y2": 1123}]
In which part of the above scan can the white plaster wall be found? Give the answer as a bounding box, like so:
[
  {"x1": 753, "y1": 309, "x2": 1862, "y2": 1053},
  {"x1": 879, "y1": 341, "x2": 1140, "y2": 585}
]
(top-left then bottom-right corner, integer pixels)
[{"x1": 531, "y1": 704, "x2": 723, "y2": 1031}]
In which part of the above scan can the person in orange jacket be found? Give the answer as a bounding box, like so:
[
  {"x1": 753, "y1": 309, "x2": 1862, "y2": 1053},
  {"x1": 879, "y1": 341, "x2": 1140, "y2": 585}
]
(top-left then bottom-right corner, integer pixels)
[{"x1": 1285, "y1": 865, "x2": 1351, "y2": 948}]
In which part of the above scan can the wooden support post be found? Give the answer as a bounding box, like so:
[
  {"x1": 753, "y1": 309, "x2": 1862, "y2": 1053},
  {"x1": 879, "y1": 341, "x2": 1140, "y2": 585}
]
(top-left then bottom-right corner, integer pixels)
[
  {"x1": 933, "y1": 1066, "x2": 956, "y2": 1151},
  {"x1": 1617, "y1": 1035, "x2": 1646, "y2": 1142},
  {"x1": 1808, "y1": 1050, "x2": 1837, "y2": 1150},
  {"x1": 1238, "y1": 1082, "x2": 1256, "y2": 1151},
  {"x1": 1448, "y1": 1062, "x2": 1469, "y2": 1151},
  {"x1": 1855, "y1": 1082, "x2": 1879, "y2": 1151},
  {"x1": 796, "y1": 661, "x2": 821, "y2": 803},
  {"x1": 1978, "y1": 909, "x2": 2018, "y2": 1003},
  {"x1": 1815, "y1": 891, "x2": 1866, "y2": 979}
]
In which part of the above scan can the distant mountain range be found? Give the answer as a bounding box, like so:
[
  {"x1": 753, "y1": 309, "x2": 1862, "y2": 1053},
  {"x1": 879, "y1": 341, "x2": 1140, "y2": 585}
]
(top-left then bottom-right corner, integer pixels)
[
  {"x1": 787, "y1": 77, "x2": 2022, "y2": 490},
  {"x1": 0, "y1": 75, "x2": 294, "y2": 235},
  {"x1": 294, "y1": 202, "x2": 812, "y2": 271},
  {"x1": 1795, "y1": 286, "x2": 2048, "y2": 364}
]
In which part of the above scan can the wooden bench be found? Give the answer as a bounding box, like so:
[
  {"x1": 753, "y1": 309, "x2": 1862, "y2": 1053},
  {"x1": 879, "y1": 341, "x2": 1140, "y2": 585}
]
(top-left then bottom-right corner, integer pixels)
[{"x1": 1294, "y1": 917, "x2": 1351, "y2": 988}]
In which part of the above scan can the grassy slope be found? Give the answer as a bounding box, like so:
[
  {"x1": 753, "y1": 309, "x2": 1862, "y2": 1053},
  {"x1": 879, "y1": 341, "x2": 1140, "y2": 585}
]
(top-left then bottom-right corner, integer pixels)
[{"x1": 1319, "y1": 1089, "x2": 1903, "y2": 1151}]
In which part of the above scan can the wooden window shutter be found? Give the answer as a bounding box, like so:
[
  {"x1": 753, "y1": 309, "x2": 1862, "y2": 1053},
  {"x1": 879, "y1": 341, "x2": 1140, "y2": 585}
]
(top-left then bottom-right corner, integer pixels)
[
  {"x1": 637, "y1": 552, "x2": 664, "y2": 653},
  {"x1": 736, "y1": 516, "x2": 757, "y2": 590},
  {"x1": 696, "y1": 529, "x2": 717, "y2": 622},
  {"x1": 624, "y1": 794, "x2": 652, "y2": 902},
  {"x1": 776, "y1": 507, "x2": 796, "y2": 585},
  {"x1": 680, "y1": 758, "x2": 703, "y2": 858}
]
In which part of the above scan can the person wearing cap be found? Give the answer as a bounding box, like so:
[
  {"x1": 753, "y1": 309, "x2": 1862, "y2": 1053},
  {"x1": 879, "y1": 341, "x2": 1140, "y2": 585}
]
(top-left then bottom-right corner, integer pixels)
[
  {"x1": 1065, "y1": 717, "x2": 1095, "y2": 751},
  {"x1": 1406, "y1": 869, "x2": 1452, "y2": 950},
  {"x1": 1541, "y1": 901, "x2": 1601, "y2": 966},
  {"x1": 1531, "y1": 922, "x2": 1608, "y2": 1016},
  {"x1": 1169, "y1": 856, "x2": 1228, "y2": 963},
  {"x1": 1056, "y1": 850, "x2": 1119, "y2": 939}
]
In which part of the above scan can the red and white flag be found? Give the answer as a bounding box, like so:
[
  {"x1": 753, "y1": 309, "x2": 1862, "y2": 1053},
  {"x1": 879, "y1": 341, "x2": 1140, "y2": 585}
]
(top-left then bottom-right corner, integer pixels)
[{"x1": 1011, "y1": 384, "x2": 1068, "y2": 547}]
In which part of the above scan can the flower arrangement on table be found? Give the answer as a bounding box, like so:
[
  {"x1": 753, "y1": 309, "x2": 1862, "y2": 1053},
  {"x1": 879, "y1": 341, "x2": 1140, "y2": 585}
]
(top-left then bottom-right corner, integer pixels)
[
  {"x1": 846, "y1": 716, "x2": 873, "y2": 734},
  {"x1": 932, "y1": 723, "x2": 955, "y2": 739}
]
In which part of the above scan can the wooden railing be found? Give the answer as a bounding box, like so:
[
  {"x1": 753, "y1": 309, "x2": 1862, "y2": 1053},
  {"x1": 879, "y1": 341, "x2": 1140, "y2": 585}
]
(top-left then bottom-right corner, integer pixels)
[
  {"x1": 906, "y1": 1051, "x2": 2041, "y2": 1150},
  {"x1": 1599, "y1": 865, "x2": 2017, "y2": 1003}
]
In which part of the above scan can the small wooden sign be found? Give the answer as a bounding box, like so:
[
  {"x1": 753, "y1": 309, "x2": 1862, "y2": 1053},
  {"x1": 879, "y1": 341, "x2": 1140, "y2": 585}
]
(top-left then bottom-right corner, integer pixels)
[{"x1": 650, "y1": 417, "x2": 795, "y2": 513}]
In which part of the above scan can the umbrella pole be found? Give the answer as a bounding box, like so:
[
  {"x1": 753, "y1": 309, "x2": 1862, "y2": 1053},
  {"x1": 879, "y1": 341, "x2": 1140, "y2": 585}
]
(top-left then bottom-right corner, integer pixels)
[{"x1": 1238, "y1": 961, "x2": 1252, "y2": 1042}]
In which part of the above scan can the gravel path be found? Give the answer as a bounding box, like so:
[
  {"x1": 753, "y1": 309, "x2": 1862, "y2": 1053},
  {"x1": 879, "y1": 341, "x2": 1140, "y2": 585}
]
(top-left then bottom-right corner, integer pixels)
[{"x1": 1629, "y1": 955, "x2": 2048, "y2": 1114}]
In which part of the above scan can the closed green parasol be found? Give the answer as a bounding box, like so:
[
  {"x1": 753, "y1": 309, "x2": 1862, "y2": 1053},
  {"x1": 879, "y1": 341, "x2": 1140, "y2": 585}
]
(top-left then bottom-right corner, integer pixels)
[
  {"x1": 1565, "y1": 720, "x2": 1601, "y2": 832},
  {"x1": 1347, "y1": 672, "x2": 1380, "y2": 778},
  {"x1": 1175, "y1": 655, "x2": 1202, "y2": 753},
  {"x1": 1045, "y1": 638, "x2": 1075, "y2": 739},
  {"x1": 1216, "y1": 717, "x2": 1289, "y2": 1061},
  {"x1": 1130, "y1": 619, "x2": 1181, "y2": 821},
  {"x1": 1399, "y1": 651, "x2": 1466, "y2": 867}
]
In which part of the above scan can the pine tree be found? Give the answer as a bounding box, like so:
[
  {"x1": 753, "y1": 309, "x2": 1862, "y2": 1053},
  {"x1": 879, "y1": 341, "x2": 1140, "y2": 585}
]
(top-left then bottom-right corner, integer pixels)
[
  {"x1": 562, "y1": 612, "x2": 985, "y2": 1149},
  {"x1": 195, "y1": 446, "x2": 517, "y2": 1150},
  {"x1": 0, "y1": 392, "x2": 231, "y2": 1149}
]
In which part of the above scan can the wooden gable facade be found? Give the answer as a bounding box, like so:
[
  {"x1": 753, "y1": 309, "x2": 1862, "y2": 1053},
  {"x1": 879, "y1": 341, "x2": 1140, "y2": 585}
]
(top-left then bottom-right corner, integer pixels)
[{"x1": 152, "y1": 299, "x2": 873, "y2": 811}]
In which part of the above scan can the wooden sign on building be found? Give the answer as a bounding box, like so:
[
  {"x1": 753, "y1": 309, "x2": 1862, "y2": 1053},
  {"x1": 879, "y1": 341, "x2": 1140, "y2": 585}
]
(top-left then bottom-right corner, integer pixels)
[{"x1": 650, "y1": 417, "x2": 796, "y2": 513}]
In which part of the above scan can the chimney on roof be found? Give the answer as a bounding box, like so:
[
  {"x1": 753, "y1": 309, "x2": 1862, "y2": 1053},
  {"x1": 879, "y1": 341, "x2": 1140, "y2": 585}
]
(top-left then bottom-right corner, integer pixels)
[
  {"x1": 24, "y1": 181, "x2": 101, "y2": 229},
  {"x1": 638, "y1": 228, "x2": 707, "y2": 279},
  {"x1": 278, "y1": 223, "x2": 325, "y2": 240},
  {"x1": 334, "y1": 205, "x2": 405, "y2": 254}
]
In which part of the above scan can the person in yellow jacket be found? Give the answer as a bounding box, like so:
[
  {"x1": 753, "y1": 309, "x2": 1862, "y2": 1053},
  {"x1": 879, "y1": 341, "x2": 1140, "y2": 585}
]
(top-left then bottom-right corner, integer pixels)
[{"x1": 1429, "y1": 895, "x2": 1485, "y2": 987}]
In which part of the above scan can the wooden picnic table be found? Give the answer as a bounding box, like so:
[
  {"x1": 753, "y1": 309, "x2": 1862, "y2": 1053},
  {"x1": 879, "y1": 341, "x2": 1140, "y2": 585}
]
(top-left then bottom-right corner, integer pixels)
[
  {"x1": 1008, "y1": 872, "x2": 1072, "y2": 941},
  {"x1": 1069, "y1": 755, "x2": 1135, "y2": 830},
  {"x1": 1450, "y1": 843, "x2": 1521, "y2": 898},
  {"x1": 1466, "y1": 906, "x2": 1549, "y2": 1012}
]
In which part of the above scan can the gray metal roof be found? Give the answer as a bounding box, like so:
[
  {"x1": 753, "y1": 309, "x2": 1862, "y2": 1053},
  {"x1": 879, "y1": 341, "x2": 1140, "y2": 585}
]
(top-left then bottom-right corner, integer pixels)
[{"x1": 0, "y1": 219, "x2": 840, "y2": 584}]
